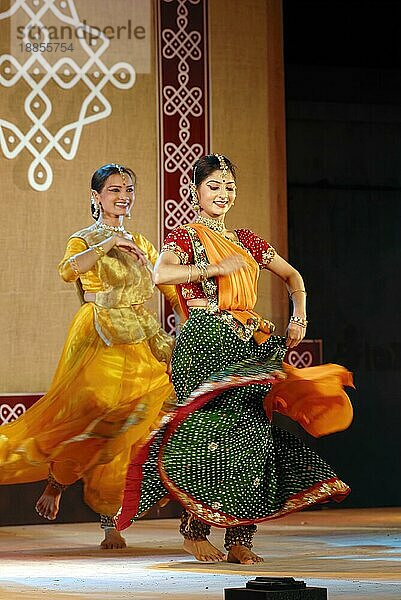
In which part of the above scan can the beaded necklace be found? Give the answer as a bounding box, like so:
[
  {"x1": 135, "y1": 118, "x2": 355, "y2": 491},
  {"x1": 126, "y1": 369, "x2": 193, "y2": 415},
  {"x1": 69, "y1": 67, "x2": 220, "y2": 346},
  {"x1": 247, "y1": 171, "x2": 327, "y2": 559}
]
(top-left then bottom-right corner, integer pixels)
[
  {"x1": 195, "y1": 214, "x2": 226, "y2": 234},
  {"x1": 96, "y1": 221, "x2": 126, "y2": 234},
  {"x1": 194, "y1": 214, "x2": 251, "y2": 254}
]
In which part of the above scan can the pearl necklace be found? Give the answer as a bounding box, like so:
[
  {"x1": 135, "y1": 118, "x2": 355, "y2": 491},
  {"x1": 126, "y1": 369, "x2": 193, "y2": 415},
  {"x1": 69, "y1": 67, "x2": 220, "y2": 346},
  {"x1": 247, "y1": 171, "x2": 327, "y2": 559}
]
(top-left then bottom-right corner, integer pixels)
[
  {"x1": 195, "y1": 214, "x2": 226, "y2": 234},
  {"x1": 96, "y1": 221, "x2": 126, "y2": 234}
]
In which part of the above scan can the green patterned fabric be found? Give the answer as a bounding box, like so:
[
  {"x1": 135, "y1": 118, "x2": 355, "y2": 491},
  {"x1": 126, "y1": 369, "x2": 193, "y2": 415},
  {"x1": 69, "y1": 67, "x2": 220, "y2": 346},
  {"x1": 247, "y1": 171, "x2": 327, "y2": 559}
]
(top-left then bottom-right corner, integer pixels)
[{"x1": 124, "y1": 309, "x2": 347, "y2": 528}]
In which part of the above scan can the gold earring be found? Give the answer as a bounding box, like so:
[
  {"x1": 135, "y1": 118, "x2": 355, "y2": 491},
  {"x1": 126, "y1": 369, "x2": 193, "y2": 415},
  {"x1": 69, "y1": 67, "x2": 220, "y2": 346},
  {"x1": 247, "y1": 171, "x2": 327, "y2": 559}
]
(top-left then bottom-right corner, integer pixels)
[
  {"x1": 91, "y1": 195, "x2": 100, "y2": 220},
  {"x1": 190, "y1": 183, "x2": 200, "y2": 211}
]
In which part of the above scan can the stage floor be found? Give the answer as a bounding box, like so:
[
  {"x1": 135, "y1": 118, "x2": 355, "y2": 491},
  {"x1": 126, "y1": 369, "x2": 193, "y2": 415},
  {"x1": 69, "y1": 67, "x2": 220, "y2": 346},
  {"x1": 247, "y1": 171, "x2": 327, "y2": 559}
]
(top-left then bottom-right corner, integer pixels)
[{"x1": 0, "y1": 508, "x2": 400, "y2": 599}]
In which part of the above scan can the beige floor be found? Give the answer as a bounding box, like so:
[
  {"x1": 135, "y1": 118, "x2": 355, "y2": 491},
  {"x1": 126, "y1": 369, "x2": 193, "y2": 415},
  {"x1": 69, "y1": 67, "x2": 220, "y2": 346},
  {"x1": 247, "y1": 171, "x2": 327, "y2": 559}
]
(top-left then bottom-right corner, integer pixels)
[{"x1": 0, "y1": 508, "x2": 400, "y2": 599}]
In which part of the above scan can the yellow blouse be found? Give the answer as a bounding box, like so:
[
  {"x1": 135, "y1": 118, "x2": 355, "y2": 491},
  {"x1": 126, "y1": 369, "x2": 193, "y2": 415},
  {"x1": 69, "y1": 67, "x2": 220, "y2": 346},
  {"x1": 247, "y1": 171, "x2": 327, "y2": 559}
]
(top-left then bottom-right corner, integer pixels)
[{"x1": 58, "y1": 225, "x2": 178, "y2": 359}]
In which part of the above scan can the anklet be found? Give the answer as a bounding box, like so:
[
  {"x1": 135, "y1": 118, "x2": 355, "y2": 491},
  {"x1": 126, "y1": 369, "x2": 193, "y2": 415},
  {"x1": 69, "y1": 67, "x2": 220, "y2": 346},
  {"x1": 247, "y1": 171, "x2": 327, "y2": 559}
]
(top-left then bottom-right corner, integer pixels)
[
  {"x1": 100, "y1": 514, "x2": 116, "y2": 529},
  {"x1": 47, "y1": 473, "x2": 68, "y2": 493}
]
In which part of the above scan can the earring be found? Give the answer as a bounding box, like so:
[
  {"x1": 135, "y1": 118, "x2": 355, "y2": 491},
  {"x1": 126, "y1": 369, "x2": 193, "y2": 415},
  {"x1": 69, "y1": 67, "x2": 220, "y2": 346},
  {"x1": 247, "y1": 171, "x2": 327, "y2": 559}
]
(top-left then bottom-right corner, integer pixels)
[
  {"x1": 126, "y1": 209, "x2": 131, "y2": 220},
  {"x1": 190, "y1": 183, "x2": 200, "y2": 211},
  {"x1": 91, "y1": 195, "x2": 100, "y2": 220}
]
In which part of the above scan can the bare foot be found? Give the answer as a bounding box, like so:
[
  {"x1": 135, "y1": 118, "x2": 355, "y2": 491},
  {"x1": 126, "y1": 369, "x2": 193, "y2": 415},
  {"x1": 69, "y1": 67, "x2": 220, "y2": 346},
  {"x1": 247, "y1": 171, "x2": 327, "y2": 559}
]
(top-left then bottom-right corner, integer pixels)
[
  {"x1": 100, "y1": 528, "x2": 127, "y2": 549},
  {"x1": 35, "y1": 484, "x2": 62, "y2": 520},
  {"x1": 227, "y1": 544, "x2": 264, "y2": 564},
  {"x1": 183, "y1": 538, "x2": 226, "y2": 562}
]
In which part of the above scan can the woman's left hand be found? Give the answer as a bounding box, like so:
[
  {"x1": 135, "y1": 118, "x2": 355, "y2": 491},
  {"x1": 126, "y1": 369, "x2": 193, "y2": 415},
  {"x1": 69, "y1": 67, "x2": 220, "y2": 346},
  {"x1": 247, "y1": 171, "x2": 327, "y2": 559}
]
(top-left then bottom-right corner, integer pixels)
[
  {"x1": 285, "y1": 321, "x2": 306, "y2": 348},
  {"x1": 115, "y1": 237, "x2": 148, "y2": 266}
]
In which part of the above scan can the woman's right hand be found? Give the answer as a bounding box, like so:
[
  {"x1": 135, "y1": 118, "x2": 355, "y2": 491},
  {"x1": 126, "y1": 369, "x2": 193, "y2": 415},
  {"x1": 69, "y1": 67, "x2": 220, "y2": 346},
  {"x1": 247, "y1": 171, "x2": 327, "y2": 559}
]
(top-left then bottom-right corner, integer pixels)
[
  {"x1": 113, "y1": 236, "x2": 148, "y2": 266},
  {"x1": 216, "y1": 254, "x2": 248, "y2": 275}
]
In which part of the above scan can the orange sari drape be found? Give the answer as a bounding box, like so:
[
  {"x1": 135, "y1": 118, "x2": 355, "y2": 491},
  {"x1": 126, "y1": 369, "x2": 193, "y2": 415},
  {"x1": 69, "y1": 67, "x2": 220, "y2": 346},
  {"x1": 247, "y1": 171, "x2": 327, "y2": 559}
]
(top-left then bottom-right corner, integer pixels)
[
  {"x1": 177, "y1": 223, "x2": 272, "y2": 343},
  {"x1": 264, "y1": 363, "x2": 354, "y2": 437}
]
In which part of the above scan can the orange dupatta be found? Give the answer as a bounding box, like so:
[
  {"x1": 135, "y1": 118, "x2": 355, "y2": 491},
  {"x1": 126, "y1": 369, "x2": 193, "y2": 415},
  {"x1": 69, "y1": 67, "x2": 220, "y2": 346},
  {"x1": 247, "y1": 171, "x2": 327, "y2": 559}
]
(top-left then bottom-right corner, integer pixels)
[
  {"x1": 264, "y1": 363, "x2": 354, "y2": 437},
  {"x1": 177, "y1": 223, "x2": 271, "y2": 343}
]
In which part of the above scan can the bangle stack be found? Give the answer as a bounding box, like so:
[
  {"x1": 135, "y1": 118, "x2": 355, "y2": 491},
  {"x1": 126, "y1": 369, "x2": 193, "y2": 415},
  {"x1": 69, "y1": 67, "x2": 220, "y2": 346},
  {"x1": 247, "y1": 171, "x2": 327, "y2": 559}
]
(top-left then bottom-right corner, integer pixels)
[
  {"x1": 290, "y1": 315, "x2": 308, "y2": 328},
  {"x1": 90, "y1": 245, "x2": 105, "y2": 259},
  {"x1": 69, "y1": 256, "x2": 80, "y2": 276},
  {"x1": 186, "y1": 264, "x2": 210, "y2": 283}
]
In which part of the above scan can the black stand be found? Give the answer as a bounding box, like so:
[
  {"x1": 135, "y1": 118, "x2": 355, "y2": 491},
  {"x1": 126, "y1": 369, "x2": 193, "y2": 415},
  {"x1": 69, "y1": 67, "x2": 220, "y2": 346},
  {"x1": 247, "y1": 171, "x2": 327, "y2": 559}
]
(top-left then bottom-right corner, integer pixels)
[{"x1": 224, "y1": 577, "x2": 328, "y2": 599}]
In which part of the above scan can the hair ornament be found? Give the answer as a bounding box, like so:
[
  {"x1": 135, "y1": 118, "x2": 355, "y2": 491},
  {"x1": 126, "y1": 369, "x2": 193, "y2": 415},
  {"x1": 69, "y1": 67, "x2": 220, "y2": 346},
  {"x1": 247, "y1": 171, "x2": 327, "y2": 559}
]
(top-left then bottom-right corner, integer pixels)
[
  {"x1": 214, "y1": 153, "x2": 229, "y2": 179},
  {"x1": 111, "y1": 163, "x2": 126, "y2": 183}
]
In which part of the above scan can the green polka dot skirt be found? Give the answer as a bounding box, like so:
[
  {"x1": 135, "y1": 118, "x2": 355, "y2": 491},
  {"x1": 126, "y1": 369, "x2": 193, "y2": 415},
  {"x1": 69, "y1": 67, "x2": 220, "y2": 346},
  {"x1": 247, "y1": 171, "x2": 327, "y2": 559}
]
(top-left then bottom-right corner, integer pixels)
[{"x1": 117, "y1": 309, "x2": 349, "y2": 530}]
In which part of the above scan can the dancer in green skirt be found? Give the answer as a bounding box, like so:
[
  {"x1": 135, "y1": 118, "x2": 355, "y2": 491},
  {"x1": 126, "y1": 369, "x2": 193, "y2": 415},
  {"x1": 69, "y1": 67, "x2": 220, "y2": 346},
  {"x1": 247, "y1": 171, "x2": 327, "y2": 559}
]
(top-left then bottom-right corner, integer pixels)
[{"x1": 117, "y1": 154, "x2": 353, "y2": 564}]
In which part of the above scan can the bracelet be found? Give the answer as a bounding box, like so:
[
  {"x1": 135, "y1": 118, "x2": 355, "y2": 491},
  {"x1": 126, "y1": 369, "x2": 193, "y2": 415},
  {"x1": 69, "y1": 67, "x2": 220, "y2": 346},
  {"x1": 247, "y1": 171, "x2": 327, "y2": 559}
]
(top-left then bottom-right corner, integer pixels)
[
  {"x1": 290, "y1": 315, "x2": 308, "y2": 328},
  {"x1": 289, "y1": 289, "x2": 307, "y2": 299},
  {"x1": 69, "y1": 256, "x2": 80, "y2": 276},
  {"x1": 187, "y1": 264, "x2": 193, "y2": 283},
  {"x1": 90, "y1": 244, "x2": 105, "y2": 259},
  {"x1": 197, "y1": 264, "x2": 209, "y2": 282}
]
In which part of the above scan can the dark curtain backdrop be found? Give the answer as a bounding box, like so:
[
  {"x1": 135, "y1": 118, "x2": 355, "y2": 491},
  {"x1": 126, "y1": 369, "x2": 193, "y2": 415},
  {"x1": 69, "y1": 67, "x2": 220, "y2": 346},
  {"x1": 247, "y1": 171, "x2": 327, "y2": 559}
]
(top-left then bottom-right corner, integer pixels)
[
  {"x1": 284, "y1": 0, "x2": 401, "y2": 510},
  {"x1": 288, "y1": 186, "x2": 401, "y2": 507}
]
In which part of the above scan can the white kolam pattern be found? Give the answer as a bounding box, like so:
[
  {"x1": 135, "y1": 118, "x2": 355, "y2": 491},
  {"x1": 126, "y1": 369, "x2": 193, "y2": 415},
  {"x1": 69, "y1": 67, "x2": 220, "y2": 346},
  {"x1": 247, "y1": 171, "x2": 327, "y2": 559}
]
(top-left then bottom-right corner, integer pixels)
[
  {"x1": 287, "y1": 349, "x2": 314, "y2": 368},
  {"x1": 0, "y1": 402, "x2": 26, "y2": 424},
  {"x1": 0, "y1": 0, "x2": 135, "y2": 191},
  {"x1": 158, "y1": 0, "x2": 208, "y2": 332},
  {"x1": 160, "y1": 0, "x2": 205, "y2": 231}
]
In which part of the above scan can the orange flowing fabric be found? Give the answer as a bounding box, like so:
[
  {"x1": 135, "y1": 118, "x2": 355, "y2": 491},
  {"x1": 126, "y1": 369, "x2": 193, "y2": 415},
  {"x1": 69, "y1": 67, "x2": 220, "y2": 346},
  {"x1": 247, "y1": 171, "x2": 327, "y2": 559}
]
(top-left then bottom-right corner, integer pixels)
[
  {"x1": 0, "y1": 232, "x2": 177, "y2": 516},
  {"x1": 264, "y1": 363, "x2": 354, "y2": 437}
]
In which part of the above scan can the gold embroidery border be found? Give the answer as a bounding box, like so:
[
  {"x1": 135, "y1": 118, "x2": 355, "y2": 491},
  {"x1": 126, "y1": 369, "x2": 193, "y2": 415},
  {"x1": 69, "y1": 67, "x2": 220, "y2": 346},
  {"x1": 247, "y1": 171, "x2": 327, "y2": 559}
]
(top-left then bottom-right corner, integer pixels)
[{"x1": 159, "y1": 464, "x2": 350, "y2": 528}]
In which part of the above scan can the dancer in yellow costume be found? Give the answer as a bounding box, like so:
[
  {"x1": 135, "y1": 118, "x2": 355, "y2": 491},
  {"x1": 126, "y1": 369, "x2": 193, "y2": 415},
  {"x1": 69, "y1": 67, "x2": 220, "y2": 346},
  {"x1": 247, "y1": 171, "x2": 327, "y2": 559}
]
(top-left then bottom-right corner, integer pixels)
[{"x1": 0, "y1": 163, "x2": 178, "y2": 549}]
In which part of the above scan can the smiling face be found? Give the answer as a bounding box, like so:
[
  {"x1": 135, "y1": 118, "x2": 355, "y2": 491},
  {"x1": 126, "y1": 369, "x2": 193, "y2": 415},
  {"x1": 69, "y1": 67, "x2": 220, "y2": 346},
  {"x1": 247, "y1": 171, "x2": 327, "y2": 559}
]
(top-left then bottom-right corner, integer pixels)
[
  {"x1": 92, "y1": 172, "x2": 135, "y2": 220},
  {"x1": 197, "y1": 169, "x2": 236, "y2": 219}
]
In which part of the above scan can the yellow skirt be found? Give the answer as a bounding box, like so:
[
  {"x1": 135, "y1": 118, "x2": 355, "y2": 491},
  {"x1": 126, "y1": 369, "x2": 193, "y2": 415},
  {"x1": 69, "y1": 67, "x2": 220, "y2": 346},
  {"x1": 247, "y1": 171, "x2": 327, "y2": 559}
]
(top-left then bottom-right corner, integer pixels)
[{"x1": 0, "y1": 303, "x2": 175, "y2": 515}]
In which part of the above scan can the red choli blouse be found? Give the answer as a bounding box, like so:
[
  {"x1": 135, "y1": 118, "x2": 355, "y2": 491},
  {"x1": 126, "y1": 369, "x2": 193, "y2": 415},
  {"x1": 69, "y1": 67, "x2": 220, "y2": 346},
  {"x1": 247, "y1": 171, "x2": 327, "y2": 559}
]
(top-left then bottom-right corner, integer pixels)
[{"x1": 161, "y1": 226, "x2": 276, "y2": 301}]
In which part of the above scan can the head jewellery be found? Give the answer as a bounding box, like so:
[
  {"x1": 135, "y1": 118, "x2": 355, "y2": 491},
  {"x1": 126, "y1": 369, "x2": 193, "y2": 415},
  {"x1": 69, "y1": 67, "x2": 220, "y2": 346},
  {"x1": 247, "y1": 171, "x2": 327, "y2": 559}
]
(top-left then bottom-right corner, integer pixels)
[
  {"x1": 214, "y1": 153, "x2": 229, "y2": 179},
  {"x1": 111, "y1": 163, "x2": 126, "y2": 183}
]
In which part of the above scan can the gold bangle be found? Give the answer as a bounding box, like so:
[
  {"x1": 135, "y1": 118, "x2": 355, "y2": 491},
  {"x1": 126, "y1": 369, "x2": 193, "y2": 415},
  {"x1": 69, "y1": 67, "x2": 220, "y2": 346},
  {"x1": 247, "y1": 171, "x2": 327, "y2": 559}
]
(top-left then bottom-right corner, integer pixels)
[
  {"x1": 197, "y1": 265, "x2": 203, "y2": 282},
  {"x1": 289, "y1": 315, "x2": 308, "y2": 328},
  {"x1": 198, "y1": 264, "x2": 209, "y2": 282},
  {"x1": 69, "y1": 256, "x2": 80, "y2": 276},
  {"x1": 91, "y1": 245, "x2": 105, "y2": 259},
  {"x1": 187, "y1": 264, "x2": 192, "y2": 283},
  {"x1": 289, "y1": 289, "x2": 307, "y2": 300}
]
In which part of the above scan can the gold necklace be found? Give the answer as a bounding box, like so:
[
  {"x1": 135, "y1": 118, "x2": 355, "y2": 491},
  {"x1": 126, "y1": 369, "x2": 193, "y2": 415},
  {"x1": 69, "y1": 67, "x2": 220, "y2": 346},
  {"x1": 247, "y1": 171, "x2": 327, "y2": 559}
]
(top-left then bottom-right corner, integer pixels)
[
  {"x1": 195, "y1": 214, "x2": 226, "y2": 234},
  {"x1": 96, "y1": 221, "x2": 126, "y2": 234}
]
